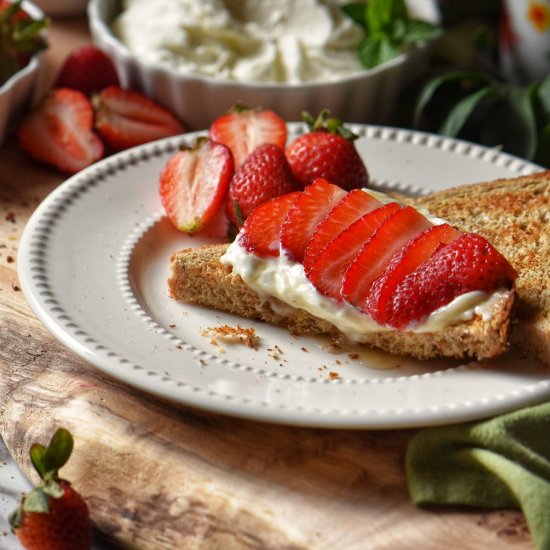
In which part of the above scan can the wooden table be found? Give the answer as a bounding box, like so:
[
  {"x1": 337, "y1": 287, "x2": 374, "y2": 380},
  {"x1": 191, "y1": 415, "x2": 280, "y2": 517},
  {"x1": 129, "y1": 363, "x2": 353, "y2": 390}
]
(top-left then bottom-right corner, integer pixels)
[{"x1": 0, "y1": 16, "x2": 536, "y2": 550}]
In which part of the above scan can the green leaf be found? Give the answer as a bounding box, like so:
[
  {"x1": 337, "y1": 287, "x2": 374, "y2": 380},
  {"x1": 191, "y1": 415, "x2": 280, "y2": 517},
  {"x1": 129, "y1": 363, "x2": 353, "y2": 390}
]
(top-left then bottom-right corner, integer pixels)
[
  {"x1": 535, "y1": 122, "x2": 550, "y2": 167},
  {"x1": 413, "y1": 70, "x2": 492, "y2": 128},
  {"x1": 439, "y1": 86, "x2": 495, "y2": 137},
  {"x1": 480, "y1": 86, "x2": 538, "y2": 160},
  {"x1": 341, "y1": 2, "x2": 368, "y2": 29},
  {"x1": 400, "y1": 19, "x2": 442, "y2": 44},
  {"x1": 29, "y1": 443, "x2": 47, "y2": 479},
  {"x1": 23, "y1": 488, "x2": 50, "y2": 514},
  {"x1": 42, "y1": 428, "x2": 74, "y2": 477},
  {"x1": 536, "y1": 74, "x2": 550, "y2": 118},
  {"x1": 367, "y1": 0, "x2": 407, "y2": 34},
  {"x1": 358, "y1": 36, "x2": 400, "y2": 69}
]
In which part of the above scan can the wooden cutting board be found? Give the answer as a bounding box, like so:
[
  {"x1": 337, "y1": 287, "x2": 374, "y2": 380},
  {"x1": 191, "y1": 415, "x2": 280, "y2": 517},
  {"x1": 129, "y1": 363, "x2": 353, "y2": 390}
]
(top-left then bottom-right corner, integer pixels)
[{"x1": 0, "y1": 16, "x2": 535, "y2": 550}]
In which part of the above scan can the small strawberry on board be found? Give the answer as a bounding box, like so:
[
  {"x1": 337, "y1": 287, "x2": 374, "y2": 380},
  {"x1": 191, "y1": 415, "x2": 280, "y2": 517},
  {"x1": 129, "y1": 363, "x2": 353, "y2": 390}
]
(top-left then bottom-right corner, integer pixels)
[
  {"x1": 285, "y1": 110, "x2": 369, "y2": 190},
  {"x1": 10, "y1": 428, "x2": 92, "y2": 550}
]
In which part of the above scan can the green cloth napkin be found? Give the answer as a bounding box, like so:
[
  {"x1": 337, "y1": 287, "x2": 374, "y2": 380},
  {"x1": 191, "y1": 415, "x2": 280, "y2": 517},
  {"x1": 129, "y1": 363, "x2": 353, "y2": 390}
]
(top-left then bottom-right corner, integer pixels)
[{"x1": 407, "y1": 401, "x2": 550, "y2": 550}]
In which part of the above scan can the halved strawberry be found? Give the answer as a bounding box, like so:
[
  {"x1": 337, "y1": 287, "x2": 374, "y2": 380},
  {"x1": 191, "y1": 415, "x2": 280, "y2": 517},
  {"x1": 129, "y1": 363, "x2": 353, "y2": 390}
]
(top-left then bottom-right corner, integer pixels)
[
  {"x1": 159, "y1": 138, "x2": 234, "y2": 234},
  {"x1": 55, "y1": 45, "x2": 120, "y2": 95},
  {"x1": 306, "y1": 202, "x2": 401, "y2": 301},
  {"x1": 303, "y1": 189, "x2": 382, "y2": 272},
  {"x1": 225, "y1": 143, "x2": 298, "y2": 229},
  {"x1": 239, "y1": 192, "x2": 302, "y2": 257},
  {"x1": 280, "y1": 178, "x2": 346, "y2": 262},
  {"x1": 366, "y1": 223, "x2": 461, "y2": 324},
  {"x1": 385, "y1": 233, "x2": 518, "y2": 329},
  {"x1": 93, "y1": 86, "x2": 185, "y2": 151},
  {"x1": 16, "y1": 88, "x2": 104, "y2": 174},
  {"x1": 209, "y1": 106, "x2": 287, "y2": 168},
  {"x1": 342, "y1": 206, "x2": 433, "y2": 311}
]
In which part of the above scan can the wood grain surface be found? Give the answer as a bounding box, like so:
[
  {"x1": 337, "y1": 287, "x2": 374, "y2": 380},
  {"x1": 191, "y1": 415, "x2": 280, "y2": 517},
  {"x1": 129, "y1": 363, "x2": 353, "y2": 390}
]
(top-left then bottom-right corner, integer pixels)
[{"x1": 0, "y1": 16, "x2": 535, "y2": 550}]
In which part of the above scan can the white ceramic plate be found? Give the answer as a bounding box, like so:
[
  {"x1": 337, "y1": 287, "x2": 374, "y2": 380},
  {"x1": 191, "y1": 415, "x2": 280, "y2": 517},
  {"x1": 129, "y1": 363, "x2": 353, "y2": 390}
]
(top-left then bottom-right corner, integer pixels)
[{"x1": 18, "y1": 124, "x2": 549, "y2": 429}]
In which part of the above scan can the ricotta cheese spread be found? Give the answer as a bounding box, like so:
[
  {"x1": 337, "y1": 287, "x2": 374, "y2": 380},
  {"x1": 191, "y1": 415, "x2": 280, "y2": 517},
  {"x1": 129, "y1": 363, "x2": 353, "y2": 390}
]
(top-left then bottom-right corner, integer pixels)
[
  {"x1": 221, "y1": 189, "x2": 504, "y2": 339},
  {"x1": 112, "y1": 0, "x2": 364, "y2": 84}
]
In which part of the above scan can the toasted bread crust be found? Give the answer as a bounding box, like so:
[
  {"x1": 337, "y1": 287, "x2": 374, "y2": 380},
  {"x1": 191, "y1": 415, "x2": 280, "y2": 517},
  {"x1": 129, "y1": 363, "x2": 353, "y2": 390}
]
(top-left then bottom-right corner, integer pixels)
[
  {"x1": 169, "y1": 244, "x2": 514, "y2": 361},
  {"x1": 410, "y1": 171, "x2": 549, "y2": 365}
]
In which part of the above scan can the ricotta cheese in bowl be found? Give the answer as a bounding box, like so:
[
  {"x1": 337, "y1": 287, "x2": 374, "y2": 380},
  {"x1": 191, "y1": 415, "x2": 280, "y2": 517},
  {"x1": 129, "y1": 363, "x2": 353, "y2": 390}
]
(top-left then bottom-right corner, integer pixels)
[{"x1": 111, "y1": 0, "x2": 364, "y2": 84}]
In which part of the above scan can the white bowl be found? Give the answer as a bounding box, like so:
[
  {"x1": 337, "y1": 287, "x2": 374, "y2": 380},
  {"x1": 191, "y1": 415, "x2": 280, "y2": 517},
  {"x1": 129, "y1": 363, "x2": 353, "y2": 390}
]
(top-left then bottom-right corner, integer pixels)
[
  {"x1": 0, "y1": 1, "x2": 48, "y2": 145},
  {"x1": 88, "y1": 0, "x2": 437, "y2": 131}
]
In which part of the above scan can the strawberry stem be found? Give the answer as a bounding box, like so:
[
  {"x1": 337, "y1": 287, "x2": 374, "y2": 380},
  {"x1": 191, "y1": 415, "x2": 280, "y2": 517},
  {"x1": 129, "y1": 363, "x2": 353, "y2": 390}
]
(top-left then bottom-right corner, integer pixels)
[{"x1": 302, "y1": 109, "x2": 359, "y2": 141}]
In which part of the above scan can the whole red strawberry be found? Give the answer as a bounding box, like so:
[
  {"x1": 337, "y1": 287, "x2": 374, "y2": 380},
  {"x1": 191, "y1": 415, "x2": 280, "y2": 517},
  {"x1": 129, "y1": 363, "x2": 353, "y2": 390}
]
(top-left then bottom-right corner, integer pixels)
[
  {"x1": 55, "y1": 45, "x2": 120, "y2": 96},
  {"x1": 10, "y1": 428, "x2": 92, "y2": 550},
  {"x1": 226, "y1": 142, "x2": 299, "y2": 229},
  {"x1": 285, "y1": 110, "x2": 369, "y2": 190}
]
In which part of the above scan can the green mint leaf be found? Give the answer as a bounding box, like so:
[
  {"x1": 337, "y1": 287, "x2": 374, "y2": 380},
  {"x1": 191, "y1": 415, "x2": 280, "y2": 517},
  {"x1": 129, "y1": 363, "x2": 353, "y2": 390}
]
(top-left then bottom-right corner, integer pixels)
[
  {"x1": 413, "y1": 70, "x2": 491, "y2": 128},
  {"x1": 480, "y1": 86, "x2": 537, "y2": 160},
  {"x1": 438, "y1": 86, "x2": 495, "y2": 137},
  {"x1": 341, "y1": 2, "x2": 368, "y2": 30},
  {"x1": 358, "y1": 36, "x2": 400, "y2": 69},
  {"x1": 367, "y1": 0, "x2": 407, "y2": 34},
  {"x1": 535, "y1": 122, "x2": 550, "y2": 167},
  {"x1": 400, "y1": 19, "x2": 441, "y2": 44}
]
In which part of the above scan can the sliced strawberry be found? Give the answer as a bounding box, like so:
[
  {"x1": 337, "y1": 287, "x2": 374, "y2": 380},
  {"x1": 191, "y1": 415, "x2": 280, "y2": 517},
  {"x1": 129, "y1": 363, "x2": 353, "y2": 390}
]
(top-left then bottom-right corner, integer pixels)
[
  {"x1": 239, "y1": 192, "x2": 302, "y2": 257},
  {"x1": 93, "y1": 86, "x2": 185, "y2": 151},
  {"x1": 159, "y1": 138, "x2": 234, "y2": 234},
  {"x1": 16, "y1": 88, "x2": 104, "y2": 174},
  {"x1": 366, "y1": 224, "x2": 461, "y2": 324},
  {"x1": 225, "y1": 143, "x2": 298, "y2": 229},
  {"x1": 303, "y1": 189, "x2": 382, "y2": 273},
  {"x1": 307, "y1": 202, "x2": 401, "y2": 301},
  {"x1": 342, "y1": 206, "x2": 433, "y2": 311},
  {"x1": 209, "y1": 106, "x2": 287, "y2": 168},
  {"x1": 385, "y1": 233, "x2": 518, "y2": 329},
  {"x1": 55, "y1": 45, "x2": 120, "y2": 95},
  {"x1": 280, "y1": 178, "x2": 346, "y2": 262}
]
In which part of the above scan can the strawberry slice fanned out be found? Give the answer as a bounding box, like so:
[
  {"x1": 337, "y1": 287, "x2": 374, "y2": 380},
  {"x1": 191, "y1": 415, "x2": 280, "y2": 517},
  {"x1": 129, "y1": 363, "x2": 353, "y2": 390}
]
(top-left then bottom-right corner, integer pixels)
[
  {"x1": 159, "y1": 138, "x2": 234, "y2": 234},
  {"x1": 385, "y1": 233, "x2": 518, "y2": 329},
  {"x1": 342, "y1": 206, "x2": 433, "y2": 311},
  {"x1": 303, "y1": 189, "x2": 382, "y2": 271},
  {"x1": 16, "y1": 88, "x2": 104, "y2": 174},
  {"x1": 306, "y1": 202, "x2": 401, "y2": 301},
  {"x1": 366, "y1": 223, "x2": 461, "y2": 324},
  {"x1": 280, "y1": 178, "x2": 346, "y2": 263},
  {"x1": 209, "y1": 106, "x2": 287, "y2": 168},
  {"x1": 239, "y1": 192, "x2": 302, "y2": 257},
  {"x1": 94, "y1": 86, "x2": 185, "y2": 151}
]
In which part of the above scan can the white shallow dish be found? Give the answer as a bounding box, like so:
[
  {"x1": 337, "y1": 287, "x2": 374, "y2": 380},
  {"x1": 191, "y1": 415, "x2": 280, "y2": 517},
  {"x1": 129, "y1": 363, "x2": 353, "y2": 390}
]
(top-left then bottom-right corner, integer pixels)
[
  {"x1": 87, "y1": 0, "x2": 436, "y2": 130},
  {"x1": 18, "y1": 125, "x2": 549, "y2": 429}
]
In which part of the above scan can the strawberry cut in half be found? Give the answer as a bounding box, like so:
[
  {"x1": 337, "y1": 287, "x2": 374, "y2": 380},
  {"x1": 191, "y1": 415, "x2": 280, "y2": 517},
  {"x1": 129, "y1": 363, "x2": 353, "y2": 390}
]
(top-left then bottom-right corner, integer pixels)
[
  {"x1": 209, "y1": 106, "x2": 287, "y2": 168},
  {"x1": 306, "y1": 202, "x2": 401, "y2": 301},
  {"x1": 366, "y1": 223, "x2": 461, "y2": 325},
  {"x1": 239, "y1": 192, "x2": 302, "y2": 257},
  {"x1": 342, "y1": 206, "x2": 433, "y2": 311},
  {"x1": 385, "y1": 233, "x2": 518, "y2": 329},
  {"x1": 280, "y1": 178, "x2": 346, "y2": 263},
  {"x1": 225, "y1": 143, "x2": 298, "y2": 229},
  {"x1": 159, "y1": 138, "x2": 234, "y2": 234},
  {"x1": 93, "y1": 86, "x2": 185, "y2": 151},
  {"x1": 16, "y1": 88, "x2": 104, "y2": 174},
  {"x1": 303, "y1": 189, "x2": 382, "y2": 272}
]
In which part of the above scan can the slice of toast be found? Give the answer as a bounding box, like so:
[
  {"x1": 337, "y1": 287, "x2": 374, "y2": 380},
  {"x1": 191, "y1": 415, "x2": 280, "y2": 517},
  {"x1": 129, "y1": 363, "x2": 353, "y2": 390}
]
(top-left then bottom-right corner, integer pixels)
[
  {"x1": 409, "y1": 170, "x2": 549, "y2": 365},
  {"x1": 169, "y1": 244, "x2": 514, "y2": 361}
]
